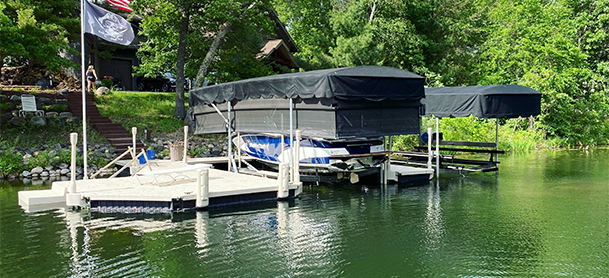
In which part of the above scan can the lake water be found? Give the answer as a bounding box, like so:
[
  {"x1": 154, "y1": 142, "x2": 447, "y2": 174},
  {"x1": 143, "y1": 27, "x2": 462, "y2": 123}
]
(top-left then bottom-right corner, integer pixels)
[{"x1": 1, "y1": 150, "x2": 607, "y2": 277}]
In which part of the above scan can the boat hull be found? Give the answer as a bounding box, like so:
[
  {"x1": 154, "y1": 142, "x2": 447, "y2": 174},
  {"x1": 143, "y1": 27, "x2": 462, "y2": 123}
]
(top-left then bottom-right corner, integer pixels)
[{"x1": 234, "y1": 134, "x2": 388, "y2": 175}]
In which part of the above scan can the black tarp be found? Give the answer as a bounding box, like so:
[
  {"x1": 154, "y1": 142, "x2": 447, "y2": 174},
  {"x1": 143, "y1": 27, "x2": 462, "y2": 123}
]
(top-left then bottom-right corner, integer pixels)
[
  {"x1": 189, "y1": 66, "x2": 425, "y2": 105},
  {"x1": 190, "y1": 66, "x2": 425, "y2": 139},
  {"x1": 422, "y1": 85, "x2": 542, "y2": 118}
]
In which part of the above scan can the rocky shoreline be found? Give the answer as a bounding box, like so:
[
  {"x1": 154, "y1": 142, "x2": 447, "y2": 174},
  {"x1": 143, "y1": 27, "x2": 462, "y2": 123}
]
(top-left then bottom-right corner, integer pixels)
[
  {"x1": 1, "y1": 90, "x2": 230, "y2": 183},
  {"x1": 0, "y1": 134, "x2": 228, "y2": 182}
]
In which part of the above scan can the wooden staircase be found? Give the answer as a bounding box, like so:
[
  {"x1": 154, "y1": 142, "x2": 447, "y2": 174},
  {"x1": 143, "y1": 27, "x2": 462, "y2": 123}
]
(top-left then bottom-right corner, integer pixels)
[{"x1": 67, "y1": 92, "x2": 145, "y2": 153}]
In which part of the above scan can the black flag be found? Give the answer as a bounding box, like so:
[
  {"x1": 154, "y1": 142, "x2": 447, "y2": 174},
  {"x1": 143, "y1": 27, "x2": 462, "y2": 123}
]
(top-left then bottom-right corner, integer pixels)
[{"x1": 84, "y1": 0, "x2": 134, "y2": 46}]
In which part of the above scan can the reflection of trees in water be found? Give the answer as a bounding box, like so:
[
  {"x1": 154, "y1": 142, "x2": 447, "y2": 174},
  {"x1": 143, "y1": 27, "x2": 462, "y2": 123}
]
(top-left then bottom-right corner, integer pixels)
[{"x1": 438, "y1": 175, "x2": 545, "y2": 276}]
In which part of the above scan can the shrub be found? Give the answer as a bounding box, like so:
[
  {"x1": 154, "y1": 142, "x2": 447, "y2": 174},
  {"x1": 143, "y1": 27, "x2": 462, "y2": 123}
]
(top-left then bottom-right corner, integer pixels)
[
  {"x1": 0, "y1": 102, "x2": 10, "y2": 112},
  {"x1": 190, "y1": 145, "x2": 208, "y2": 157},
  {"x1": 51, "y1": 104, "x2": 68, "y2": 112},
  {"x1": 100, "y1": 78, "x2": 113, "y2": 88},
  {"x1": 28, "y1": 150, "x2": 55, "y2": 168},
  {"x1": 0, "y1": 149, "x2": 24, "y2": 175}
]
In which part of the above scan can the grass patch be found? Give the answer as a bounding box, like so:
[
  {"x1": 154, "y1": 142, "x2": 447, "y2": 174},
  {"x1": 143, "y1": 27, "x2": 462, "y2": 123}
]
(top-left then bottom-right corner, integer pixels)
[{"x1": 95, "y1": 91, "x2": 187, "y2": 134}]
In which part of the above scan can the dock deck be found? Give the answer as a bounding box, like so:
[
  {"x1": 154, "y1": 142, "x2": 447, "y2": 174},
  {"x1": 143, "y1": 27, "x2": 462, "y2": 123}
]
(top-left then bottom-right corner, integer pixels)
[{"x1": 19, "y1": 160, "x2": 301, "y2": 213}]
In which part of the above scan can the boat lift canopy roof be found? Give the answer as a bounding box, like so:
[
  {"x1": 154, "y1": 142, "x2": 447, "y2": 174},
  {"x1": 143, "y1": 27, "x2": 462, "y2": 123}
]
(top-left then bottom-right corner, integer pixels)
[
  {"x1": 189, "y1": 66, "x2": 425, "y2": 105},
  {"x1": 189, "y1": 66, "x2": 426, "y2": 139},
  {"x1": 422, "y1": 85, "x2": 542, "y2": 118}
]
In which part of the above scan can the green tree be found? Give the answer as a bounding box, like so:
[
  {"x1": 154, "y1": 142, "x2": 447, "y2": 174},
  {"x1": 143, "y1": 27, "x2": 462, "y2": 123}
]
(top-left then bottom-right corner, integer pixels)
[
  {"x1": 0, "y1": 0, "x2": 79, "y2": 70},
  {"x1": 133, "y1": 0, "x2": 275, "y2": 120},
  {"x1": 273, "y1": 0, "x2": 335, "y2": 70},
  {"x1": 274, "y1": 0, "x2": 483, "y2": 80},
  {"x1": 476, "y1": 0, "x2": 609, "y2": 145}
]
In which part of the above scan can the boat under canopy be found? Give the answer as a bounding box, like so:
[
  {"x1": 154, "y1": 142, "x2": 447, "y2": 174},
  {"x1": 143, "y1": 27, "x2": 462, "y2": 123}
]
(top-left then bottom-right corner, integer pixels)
[
  {"x1": 189, "y1": 66, "x2": 426, "y2": 139},
  {"x1": 422, "y1": 85, "x2": 542, "y2": 118}
]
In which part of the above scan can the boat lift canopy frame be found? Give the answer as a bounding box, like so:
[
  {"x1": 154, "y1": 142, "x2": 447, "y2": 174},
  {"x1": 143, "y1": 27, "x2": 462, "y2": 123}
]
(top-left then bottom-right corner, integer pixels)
[
  {"x1": 188, "y1": 66, "x2": 426, "y2": 140},
  {"x1": 419, "y1": 85, "x2": 542, "y2": 172}
]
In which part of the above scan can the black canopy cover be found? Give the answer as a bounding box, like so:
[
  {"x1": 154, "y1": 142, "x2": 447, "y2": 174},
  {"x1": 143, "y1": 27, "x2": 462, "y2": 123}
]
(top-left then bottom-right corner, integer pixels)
[
  {"x1": 422, "y1": 85, "x2": 542, "y2": 118},
  {"x1": 189, "y1": 66, "x2": 425, "y2": 105},
  {"x1": 189, "y1": 66, "x2": 426, "y2": 139}
]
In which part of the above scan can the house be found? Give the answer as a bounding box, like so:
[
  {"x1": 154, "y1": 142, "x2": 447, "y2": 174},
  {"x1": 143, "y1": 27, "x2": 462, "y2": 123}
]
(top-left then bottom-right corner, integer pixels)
[{"x1": 84, "y1": 9, "x2": 298, "y2": 91}]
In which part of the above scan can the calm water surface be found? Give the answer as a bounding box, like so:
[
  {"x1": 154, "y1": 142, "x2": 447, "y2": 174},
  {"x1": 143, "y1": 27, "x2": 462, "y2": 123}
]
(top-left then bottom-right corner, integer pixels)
[{"x1": 1, "y1": 150, "x2": 608, "y2": 277}]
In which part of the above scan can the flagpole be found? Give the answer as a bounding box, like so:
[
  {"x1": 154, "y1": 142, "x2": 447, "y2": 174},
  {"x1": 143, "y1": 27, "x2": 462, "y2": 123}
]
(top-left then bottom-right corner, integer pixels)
[{"x1": 81, "y1": 0, "x2": 88, "y2": 179}]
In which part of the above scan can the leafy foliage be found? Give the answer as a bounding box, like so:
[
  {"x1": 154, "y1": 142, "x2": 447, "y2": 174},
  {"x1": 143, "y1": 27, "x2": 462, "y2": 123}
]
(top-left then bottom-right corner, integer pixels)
[
  {"x1": 133, "y1": 0, "x2": 275, "y2": 82},
  {"x1": 0, "y1": 148, "x2": 24, "y2": 175},
  {"x1": 275, "y1": 0, "x2": 609, "y2": 147},
  {"x1": 0, "y1": 0, "x2": 79, "y2": 70}
]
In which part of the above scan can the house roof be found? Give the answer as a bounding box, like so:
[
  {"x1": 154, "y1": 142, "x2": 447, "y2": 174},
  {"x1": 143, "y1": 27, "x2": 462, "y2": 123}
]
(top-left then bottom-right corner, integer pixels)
[{"x1": 258, "y1": 39, "x2": 298, "y2": 69}]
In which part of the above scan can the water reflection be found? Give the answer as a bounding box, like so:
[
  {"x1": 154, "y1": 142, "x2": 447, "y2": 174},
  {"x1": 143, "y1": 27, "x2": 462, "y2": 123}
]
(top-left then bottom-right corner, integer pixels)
[
  {"x1": 423, "y1": 180, "x2": 444, "y2": 251},
  {"x1": 2, "y1": 150, "x2": 608, "y2": 277}
]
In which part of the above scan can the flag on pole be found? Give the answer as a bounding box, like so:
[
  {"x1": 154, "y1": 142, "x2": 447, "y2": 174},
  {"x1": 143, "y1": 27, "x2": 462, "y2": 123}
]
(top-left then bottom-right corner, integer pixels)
[
  {"x1": 105, "y1": 0, "x2": 132, "y2": 13},
  {"x1": 84, "y1": 0, "x2": 134, "y2": 46}
]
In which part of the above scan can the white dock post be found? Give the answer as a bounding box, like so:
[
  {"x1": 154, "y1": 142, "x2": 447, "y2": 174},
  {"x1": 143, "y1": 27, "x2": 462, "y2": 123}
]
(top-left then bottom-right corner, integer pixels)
[
  {"x1": 183, "y1": 125, "x2": 188, "y2": 163},
  {"x1": 69, "y1": 133, "x2": 78, "y2": 193},
  {"x1": 293, "y1": 130, "x2": 301, "y2": 184},
  {"x1": 427, "y1": 127, "x2": 432, "y2": 168},
  {"x1": 237, "y1": 132, "x2": 241, "y2": 169},
  {"x1": 277, "y1": 163, "x2": 290, "y2": 199},
  {"x1": 435, "y1": 118, "x2": 440, "y2": 179},
  {"x1": 66, "y1": 133, "x2": 81, "y2": 207},
  {"x1": 196, "y1": 169, "x2": 209, "y2": 208},
  {"x1": 291, "y1": 130, "x2": 303, "y2": 195},
  {"x1": 280, "y1": 134, "x2": 285, "y2": 163},
  {"x1": 132, "y1": 127, "x2": 137, "y2": 158},
  {"x1": 289, "y1": 98, "x2": 294, "y2": 179}
]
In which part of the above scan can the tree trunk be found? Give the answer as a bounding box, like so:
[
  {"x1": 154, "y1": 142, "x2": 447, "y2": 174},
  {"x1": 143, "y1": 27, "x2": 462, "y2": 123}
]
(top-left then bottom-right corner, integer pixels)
[
  {"x1": 193, "y1": 22, "x2": 231, "y2": 88},
  {"x1": 192, "y1": 1, "x2": 258, "y2": 89},
  {"x1": 174, "y1": 2, "x2": 190, "y2": 120}
]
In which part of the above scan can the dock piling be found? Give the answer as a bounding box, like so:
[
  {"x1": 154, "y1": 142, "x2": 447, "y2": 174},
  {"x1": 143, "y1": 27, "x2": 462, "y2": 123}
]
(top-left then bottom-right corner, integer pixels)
[
  {"x1": 436, "y1": 118, "x2": 440, "y2": 179},
  {"x1": 427, "y1": 127, "x2": 432, "y2": 168},
  {"x1": 293, "y1": 130, "x2": 301, "y2": 184},
  {"x1": 277, "y1": 163, "x2": 290, "y2": 199},
  {"x1": 132, "y1": 127, "x2": 137, "y2": 157},
  {"x1": 196, "y1": 169, "x2": 209, "y2": 208},
  {"x1": 66, "y1": 132, "x2": 81, "y2": 208},
  {"x1": 69, "y1": 133, "x2": 78, "y2": 194}
]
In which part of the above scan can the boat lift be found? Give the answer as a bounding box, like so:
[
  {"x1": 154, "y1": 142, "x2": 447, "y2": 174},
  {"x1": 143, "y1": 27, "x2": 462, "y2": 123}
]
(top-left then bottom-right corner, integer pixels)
[{"x1": 399, "y1": 85, "x2": 542, "y2": 174}]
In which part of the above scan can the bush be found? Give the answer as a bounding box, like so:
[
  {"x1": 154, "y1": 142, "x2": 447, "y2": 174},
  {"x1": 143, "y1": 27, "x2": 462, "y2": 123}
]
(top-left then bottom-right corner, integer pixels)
[
  {"x1": 0, "y1": 102, "x2": 11, "y2": 112},
  {"x1": 100, "y1": 78, "x2": 113, "y2": 88},
  {"x1": 0, "y1": 149, "x2": 24, "y2": 175},
  {"x1": 190, "y1": 145, "x2": 208, "y2": 157}
]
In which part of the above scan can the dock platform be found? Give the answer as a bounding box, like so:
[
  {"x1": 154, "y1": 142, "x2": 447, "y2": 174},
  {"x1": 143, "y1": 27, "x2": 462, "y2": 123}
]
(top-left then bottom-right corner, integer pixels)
[{"x1": 19, "y1": 160, "x2": 301, "y2": 213}]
